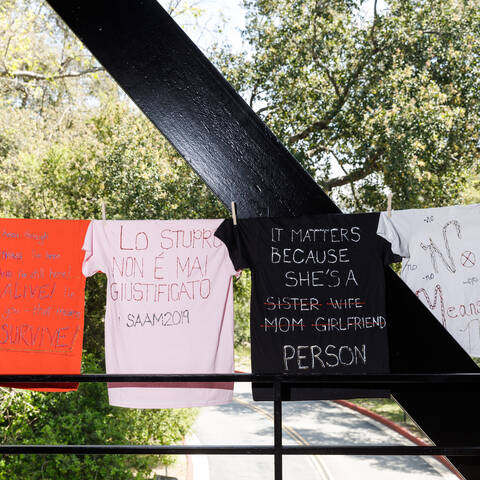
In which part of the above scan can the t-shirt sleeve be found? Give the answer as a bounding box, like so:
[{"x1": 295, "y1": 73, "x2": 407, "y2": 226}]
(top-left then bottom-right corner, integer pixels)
[
  {"x1": 376, "y1": 211, "x2": 410, "y2": 259},
  {"x1": 82, "y1": 221, "x2": 104, "y2": 277},
  {"x1": 214, "y1": 219, "x2": 250, "y2": 270},
  {"x1": 377, "y1": 234, "x2": 403, "y2": 265}
]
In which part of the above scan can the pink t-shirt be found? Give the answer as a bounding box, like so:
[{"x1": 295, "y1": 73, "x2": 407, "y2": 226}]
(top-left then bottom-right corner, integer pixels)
[{"x1": 82, "y1": 219, "x2": 237, "y2": 408}]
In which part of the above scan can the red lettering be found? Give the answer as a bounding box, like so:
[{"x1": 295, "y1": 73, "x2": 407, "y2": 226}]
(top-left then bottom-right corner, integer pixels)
[
  {"x1": 160, "y1": 229, "x2": 174, "y2": 249},
  {"x1": 119, "y1": 225, "x2": 133, "y2": 250},
  {"x1": 135, "y1": 232, "x2": 148, "y2": 250},
  {"x1": 202, "y1": 229, "x2": 212, "y2": 248},
  {"x1": 154, "y1": 254, "x2": 164, "y2": 279}
]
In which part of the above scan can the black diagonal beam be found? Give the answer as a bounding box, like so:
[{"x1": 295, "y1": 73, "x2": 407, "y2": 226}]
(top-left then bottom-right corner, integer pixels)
[{"x1": 46, "y1": 1, "x2": 479, "y2": 477}]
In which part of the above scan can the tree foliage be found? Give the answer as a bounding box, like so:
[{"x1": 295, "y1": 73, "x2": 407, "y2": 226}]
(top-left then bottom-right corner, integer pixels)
[
  {"x1": 0, "y1": 2, "x2": 238, "y2": 478},
  {"x1": 0, "y1": 101, "x2": 228, "y2": 358},
  {"x1": 463, "y1": 175, "x2": 480, "y2": 203},
  {"x1": 0, "y1": 96, "x2": 250, "y2": 475},
  {"x1": 215, "y1": 0, "x2": 480, "y2": 211},
  {"x1": 0, "y1": 0, "x2": 114, "y2": 115},
  {"x1": 0, "y1": 106, "x2": 215, "y2": 479},
  {"x1": 0, "y1": 355, "x2": 196, "y2": 480}
]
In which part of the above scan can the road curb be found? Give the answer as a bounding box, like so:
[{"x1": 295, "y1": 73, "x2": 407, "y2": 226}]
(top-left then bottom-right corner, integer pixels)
[
  {"x1": 186, "y1": 445, "x2": 193, "y2": 480},
  {"x1": 185, "y1": 433, "x2": 210, "y2": 480},
  {"x1": 334, "y1": 399, "x2": 462, "y2": 479}
]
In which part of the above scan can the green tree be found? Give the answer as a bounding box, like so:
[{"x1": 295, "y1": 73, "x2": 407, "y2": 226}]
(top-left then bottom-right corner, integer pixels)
[
  {"x1": 0, "y1": 2, "x2": 242, "y2": 478},
  {"x1": 0, "y1": 355, "x2": 196, "y2": 480},
  {"x1": 0, "y1": 98, "x2": 254, "y2": 476},
  {"x1": 0, "y1": 0, "x2": 114, "y2": 116},
  {"x1": 463, "y1": 175, "x2": 480, "y2": 203},
  {"x1": 215, "y1": 0, "x2": 480, "y2": 211},
  {"x1": 0, "y1": 102, "x2": 228, "y2": 358}
]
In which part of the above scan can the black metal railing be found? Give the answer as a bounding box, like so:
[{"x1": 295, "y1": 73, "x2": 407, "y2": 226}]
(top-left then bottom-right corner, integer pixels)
[{"x1": 2, "y1": 373, "x2": 480, "y2": 480}]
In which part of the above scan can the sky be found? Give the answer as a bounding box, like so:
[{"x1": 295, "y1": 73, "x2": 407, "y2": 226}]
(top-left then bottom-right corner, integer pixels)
[
  {"x1": 158, "y1": 0, "x2": 246, "y2": 54},
  {"x1": 158, "y1": 0, "x2": 387, "y2": 55}
]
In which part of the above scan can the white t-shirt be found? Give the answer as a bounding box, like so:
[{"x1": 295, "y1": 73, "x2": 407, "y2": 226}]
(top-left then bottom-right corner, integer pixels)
[
  {"x1": 377, "y1": 204, "x2": 480, "y2": 355},
  {"x1": 82, "y1": 219, "x2": 237, "y2": 408}
]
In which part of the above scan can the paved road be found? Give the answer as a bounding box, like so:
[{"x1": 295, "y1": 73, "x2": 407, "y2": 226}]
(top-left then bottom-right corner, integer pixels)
[{"x1": 192, "y1": 383, "x2": 458, "y2": 480}]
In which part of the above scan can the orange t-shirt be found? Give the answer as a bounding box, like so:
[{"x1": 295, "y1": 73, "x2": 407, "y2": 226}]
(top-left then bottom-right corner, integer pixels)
[{"x1": 0, "y1": 219, "x2": 89, "y2": 391}]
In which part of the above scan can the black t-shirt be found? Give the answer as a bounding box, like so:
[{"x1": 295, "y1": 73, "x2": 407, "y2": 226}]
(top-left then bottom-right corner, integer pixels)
[{"x1": 215, "y1": 212, "x2": 400, "y2": 401}]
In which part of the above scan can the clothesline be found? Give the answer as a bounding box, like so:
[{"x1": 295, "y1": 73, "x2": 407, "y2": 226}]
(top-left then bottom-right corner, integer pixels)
[{"x1": 0, "y1": 202, "x2": 478, "y2": 409}]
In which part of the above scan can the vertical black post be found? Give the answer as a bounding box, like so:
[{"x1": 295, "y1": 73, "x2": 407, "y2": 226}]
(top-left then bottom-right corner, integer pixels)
[{"x1": 274, "y1": 379, "x2": 283, "y2": 480}]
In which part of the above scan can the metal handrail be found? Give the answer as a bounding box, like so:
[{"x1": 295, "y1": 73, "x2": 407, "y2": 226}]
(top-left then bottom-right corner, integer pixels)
[
  {"x1": 2, "y1": 373, "x2": 478, "y2": 480},
  {"x1": 1, "y1": 372, "x2": 480, "y2": 384}
]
